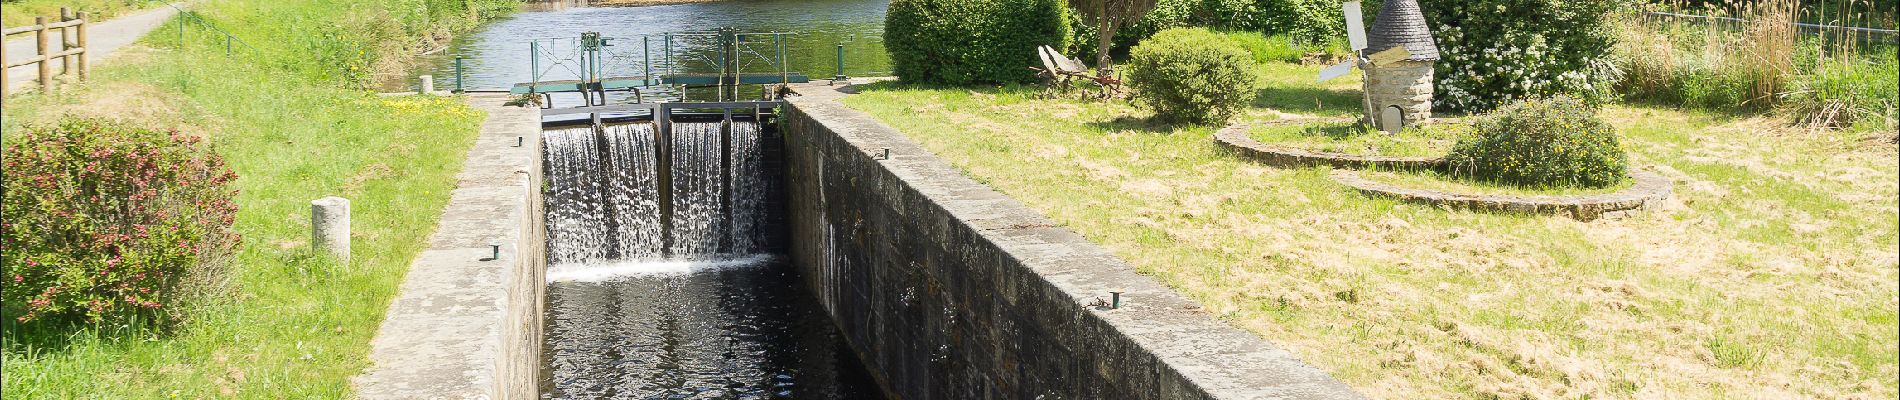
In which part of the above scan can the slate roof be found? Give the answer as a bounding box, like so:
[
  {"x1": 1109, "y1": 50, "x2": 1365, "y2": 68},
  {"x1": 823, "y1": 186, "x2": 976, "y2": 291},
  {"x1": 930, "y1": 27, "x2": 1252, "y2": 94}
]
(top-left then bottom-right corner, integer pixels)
[{"x1": 1366, "y1": 0, "x2": 1439, "y2": 61}]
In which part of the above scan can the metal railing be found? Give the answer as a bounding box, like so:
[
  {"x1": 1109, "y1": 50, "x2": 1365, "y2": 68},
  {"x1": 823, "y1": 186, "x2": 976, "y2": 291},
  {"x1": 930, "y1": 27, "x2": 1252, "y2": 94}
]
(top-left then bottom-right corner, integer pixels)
[
  {"x1": 1641, "y1": 10, "x2": 1899, "y2": 42},
  {"x1": 169, "y1": 3, "x2": 258, "y2": 55},
  {"x1": 1, "y1": 8, "x2": 90, "y2": 97}
]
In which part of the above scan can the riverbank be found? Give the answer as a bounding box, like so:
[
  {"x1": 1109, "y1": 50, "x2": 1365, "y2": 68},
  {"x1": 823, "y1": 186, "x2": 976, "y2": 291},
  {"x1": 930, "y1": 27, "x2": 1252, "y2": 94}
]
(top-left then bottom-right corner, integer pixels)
[
  {"x1": 0, "y1": 0, "x2": 513, "y2": 397},
  {"x1": 839, "y1": 62, "x2": 1898, "y2": 398}
]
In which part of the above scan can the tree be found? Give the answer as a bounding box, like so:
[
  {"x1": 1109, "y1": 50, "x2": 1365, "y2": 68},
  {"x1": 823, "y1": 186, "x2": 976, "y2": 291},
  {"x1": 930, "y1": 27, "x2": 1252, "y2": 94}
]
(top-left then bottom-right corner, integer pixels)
[{"x1": 1069, "y1": 0, "x2": 1160, "y2": 74}]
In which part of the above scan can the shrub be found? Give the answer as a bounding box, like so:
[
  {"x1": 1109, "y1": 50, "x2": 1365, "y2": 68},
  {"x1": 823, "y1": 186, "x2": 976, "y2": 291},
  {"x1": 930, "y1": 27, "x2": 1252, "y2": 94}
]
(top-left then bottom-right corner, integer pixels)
[
  {"x1": 1422, "y1": 0, "x2": 1630, "y2": 112},
  {"x1": 886, "y1": 0, "x2": 1072, "y2": 85},
  {"x1": 1444, "y1": 96, "x2": 1629, "y2": 188},
  {"x1": 1, "y1": 118, "x2": 241, "y2": 326},
  {"x1": 1125, "y1": 27, "x2": 1256, "y2": 124},
  {"x1": 1248, "y1": 0, "x2": 1344, "y2": 45}
]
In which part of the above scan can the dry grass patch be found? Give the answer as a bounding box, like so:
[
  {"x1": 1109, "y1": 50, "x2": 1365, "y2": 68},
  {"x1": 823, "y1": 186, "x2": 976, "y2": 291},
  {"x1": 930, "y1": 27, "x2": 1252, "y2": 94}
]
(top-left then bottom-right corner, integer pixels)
[{"x1": 841, "y1": 69, "x2": 1897, "y2": 399}]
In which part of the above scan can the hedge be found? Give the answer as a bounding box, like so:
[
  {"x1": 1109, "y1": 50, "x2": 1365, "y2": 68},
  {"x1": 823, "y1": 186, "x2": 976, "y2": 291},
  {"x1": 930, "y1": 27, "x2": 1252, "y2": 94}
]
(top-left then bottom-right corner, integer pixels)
[{"x1": 886, "y1": 0, "x2": 1073, "y2": 85}]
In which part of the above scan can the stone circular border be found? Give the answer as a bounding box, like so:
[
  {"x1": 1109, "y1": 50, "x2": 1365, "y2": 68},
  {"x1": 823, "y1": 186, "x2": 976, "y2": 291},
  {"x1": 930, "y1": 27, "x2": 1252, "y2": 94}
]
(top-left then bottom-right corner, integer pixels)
[
  {"x1": 1214, "y1": 120, "x2": 1445, "y2": 171},
  {"x1": 1331, "y1": 169, "x2": 1674, "y2": 221}
]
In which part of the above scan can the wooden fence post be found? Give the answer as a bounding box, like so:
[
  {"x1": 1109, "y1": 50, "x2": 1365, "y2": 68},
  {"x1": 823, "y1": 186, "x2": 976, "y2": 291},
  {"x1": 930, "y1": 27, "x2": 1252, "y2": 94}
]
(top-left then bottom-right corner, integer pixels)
[
  {"x1": 2, "y1": 19, "x2": 9, "y2": 99},
  {"x1": 36, "y1": 16, "x2": 51, "y2": 93},
  {"x1": 60, "y1": 7, "x2": 73, "y2": 76},
  {"x1": 76, "y1": 13, "x2": 88, "y2": 82}
]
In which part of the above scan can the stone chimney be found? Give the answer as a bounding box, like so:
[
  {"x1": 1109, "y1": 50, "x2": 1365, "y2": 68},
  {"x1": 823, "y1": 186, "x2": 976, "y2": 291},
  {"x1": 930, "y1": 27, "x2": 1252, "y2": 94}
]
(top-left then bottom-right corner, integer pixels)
[{"x1": 1364, "y1": 0, "x2": 1439, "y2": 129}]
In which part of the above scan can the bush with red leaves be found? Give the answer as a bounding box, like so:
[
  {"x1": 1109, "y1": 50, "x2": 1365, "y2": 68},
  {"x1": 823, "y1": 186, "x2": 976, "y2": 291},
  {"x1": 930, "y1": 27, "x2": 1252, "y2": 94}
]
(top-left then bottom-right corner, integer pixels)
[{"x1": 2, "y1": 118, "x2": 240, "y2": 326}]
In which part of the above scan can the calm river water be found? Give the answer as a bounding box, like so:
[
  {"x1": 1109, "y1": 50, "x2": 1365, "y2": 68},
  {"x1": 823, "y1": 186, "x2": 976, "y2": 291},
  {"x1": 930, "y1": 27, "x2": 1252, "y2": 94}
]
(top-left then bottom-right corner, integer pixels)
[{"x1": 404, "y1": 0, "x2": 891, "y2": 93}]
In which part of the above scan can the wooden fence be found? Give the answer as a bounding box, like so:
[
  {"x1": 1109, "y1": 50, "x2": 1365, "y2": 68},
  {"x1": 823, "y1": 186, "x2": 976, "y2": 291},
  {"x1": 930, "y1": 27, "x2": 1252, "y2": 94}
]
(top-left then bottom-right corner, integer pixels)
[{"x1": 1, "y1": 7, "x2": 90, "y2": 98}]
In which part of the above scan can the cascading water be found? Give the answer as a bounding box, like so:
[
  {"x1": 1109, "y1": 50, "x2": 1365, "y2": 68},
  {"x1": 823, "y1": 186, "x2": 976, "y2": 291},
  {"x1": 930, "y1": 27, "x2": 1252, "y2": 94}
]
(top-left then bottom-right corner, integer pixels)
[
  {"x1": 667, "y1": 122, "x2": 726, "y2": 256},
  {"x1": 540, "y1": 120, "x2": 879, "y2": 399}
]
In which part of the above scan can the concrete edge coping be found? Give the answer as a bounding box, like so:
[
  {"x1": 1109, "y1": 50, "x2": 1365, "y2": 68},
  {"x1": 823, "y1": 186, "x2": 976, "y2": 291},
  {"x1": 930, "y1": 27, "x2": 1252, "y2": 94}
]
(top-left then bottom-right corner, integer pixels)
[
  {"x1": 1213, "y1": 119, "x2": 1446, "y2": 171},
  {"x1": 353, "y1": 93, "x2": 542, "y2": 400},
  {"x1": 1331, "y1": 169, "x2": 1675, "y2": 221},
  {"x1": 788, "y1": 82, "x2": 1365, "y2": 399}
]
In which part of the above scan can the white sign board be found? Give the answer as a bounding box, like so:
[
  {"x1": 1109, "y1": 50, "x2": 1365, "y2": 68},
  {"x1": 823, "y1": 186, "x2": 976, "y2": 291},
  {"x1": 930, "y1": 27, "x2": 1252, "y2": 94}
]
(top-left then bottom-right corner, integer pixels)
[
  {"x1": 1343, "y1": 0, "x2": 1366, "y2": 51},
  {"x1": 1317, "y1": 61, "x2": 1356, "y2": 83}
]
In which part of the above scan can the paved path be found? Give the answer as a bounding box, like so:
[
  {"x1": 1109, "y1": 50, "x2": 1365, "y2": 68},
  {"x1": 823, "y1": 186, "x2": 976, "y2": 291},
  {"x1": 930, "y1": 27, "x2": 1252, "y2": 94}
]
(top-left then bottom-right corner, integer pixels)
[
  {"x1": 3, "y1": 3, "x2": 185, "y2": 92},
  {"x1": 355, "y1": 94, "x2": 545, "y2": 399}
]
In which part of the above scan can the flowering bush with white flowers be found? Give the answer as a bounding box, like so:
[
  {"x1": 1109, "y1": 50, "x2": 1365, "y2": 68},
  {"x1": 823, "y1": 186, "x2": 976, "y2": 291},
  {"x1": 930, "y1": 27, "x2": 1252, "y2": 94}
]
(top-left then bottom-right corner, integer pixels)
[{"x1": 1421, "y1": 0, "x2": 1630, "y2": 113}]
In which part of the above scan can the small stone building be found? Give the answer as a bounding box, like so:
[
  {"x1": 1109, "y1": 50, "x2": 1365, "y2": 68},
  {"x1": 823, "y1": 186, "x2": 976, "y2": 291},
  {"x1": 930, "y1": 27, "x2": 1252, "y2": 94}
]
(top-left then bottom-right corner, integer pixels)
[{"x1": 1364, "y1": 0, "x2": 1439, "y2": 130}]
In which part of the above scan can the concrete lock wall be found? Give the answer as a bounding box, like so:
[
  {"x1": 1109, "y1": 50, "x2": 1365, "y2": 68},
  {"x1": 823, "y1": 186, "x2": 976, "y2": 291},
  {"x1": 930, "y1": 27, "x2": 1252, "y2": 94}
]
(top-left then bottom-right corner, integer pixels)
[
  {"x1": 499, "y1": 127, "x2": 548, "y2": 399},
  {"x1": 356, "y1": 94, "x2": 545, "y2": 400},
  {"x1": 781, "y1": 87, "x2": 1363, "y2": 400}
]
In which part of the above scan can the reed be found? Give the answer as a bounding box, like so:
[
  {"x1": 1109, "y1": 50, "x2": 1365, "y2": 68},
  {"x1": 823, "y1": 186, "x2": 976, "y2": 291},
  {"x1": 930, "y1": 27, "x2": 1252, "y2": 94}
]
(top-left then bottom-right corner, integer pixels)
[
  {"x1": 1739, "y1": 0, "x2": 1796, "y2": 108},
  {"x1": 1613, "y1": 0, "x2": 1897, "y2": 130}
]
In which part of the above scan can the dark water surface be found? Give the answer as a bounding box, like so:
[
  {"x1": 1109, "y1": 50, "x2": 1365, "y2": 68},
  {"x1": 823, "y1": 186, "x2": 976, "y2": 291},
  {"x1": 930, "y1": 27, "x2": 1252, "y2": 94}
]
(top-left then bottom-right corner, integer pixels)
[
  {"x1": 403, "y1": 0, "x2": 891, "y2": 93},
  {"x1": 540, "y1": 119, "x2": 883, "y2": 397},
  {"x1": 543, "y1": 258, "x2": 882, "y2": 399}
]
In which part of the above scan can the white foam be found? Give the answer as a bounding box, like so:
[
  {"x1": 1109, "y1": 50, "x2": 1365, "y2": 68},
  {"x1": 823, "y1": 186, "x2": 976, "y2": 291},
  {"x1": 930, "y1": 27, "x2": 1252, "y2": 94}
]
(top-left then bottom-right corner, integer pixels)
[{"x1": 546, "y1": 254, "x2": 780, "y2": 282}]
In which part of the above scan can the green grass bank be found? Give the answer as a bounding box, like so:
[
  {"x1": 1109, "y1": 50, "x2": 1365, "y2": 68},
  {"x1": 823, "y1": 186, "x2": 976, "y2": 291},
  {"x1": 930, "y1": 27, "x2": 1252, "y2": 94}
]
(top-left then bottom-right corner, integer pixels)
[{"x1": 0, "y1": 0, "x2": 512, "y2": 397}]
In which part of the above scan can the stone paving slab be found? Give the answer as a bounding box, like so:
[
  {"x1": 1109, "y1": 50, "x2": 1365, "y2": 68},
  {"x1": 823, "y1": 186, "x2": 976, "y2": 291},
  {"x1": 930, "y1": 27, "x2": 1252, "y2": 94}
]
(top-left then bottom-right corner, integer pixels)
[{"x1": 354, "y1": 94, "x2": 544, "y2": 400}]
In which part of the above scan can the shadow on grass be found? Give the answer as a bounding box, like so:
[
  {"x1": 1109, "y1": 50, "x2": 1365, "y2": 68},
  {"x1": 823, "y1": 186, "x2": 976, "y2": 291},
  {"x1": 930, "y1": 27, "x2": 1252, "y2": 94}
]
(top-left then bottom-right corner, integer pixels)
[
  {"x1": 1277, "y1": 122, "x2": 1366, "y2": 140},
  {"x1": 1083, "y1": 114, "x2": 1199, "y2": 134},
  {"x1": 1252, "y1": 86, "x2": 1363, "y2": 116},
  {"x1": 1, "y1": 312, "x2": 171, "y2": 356},
  {"x1": 841, "y1": 79, "x2": 1043, "y2": 95}
]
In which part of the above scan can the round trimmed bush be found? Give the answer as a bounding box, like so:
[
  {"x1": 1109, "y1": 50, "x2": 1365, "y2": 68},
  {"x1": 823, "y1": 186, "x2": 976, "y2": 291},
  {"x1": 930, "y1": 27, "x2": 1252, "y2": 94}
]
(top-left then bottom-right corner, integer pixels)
[
  {"x1": 1444, "y1": 96, "x2": 1629, "y2": 188},
  {"x1": 886, "y1": 0, "x2": 1072, "y2": 85},
  {"x1": 2, "y1": 118, "x2": 241, "y2": 326},
  {"x1": 1125, "y1": 27, "x2": 1255, "y2": 124}
]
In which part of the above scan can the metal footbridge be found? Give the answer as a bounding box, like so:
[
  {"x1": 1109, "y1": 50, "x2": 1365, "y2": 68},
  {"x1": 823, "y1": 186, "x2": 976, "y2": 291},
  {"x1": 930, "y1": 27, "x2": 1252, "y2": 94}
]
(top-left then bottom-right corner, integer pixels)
[{"x1": 516, "y1": 29, "x2": 832, "y2": 120}]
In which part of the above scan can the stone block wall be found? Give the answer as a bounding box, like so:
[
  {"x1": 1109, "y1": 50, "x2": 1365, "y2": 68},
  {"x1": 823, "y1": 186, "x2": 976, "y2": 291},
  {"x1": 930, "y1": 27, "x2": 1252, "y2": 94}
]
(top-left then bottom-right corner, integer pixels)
[
  {"x1": 780, "y1": 86, "x2": 1362, "y2": 400},
  {"x1": 1365, "y1": 60, "x2": 1434, "y2": 125}
]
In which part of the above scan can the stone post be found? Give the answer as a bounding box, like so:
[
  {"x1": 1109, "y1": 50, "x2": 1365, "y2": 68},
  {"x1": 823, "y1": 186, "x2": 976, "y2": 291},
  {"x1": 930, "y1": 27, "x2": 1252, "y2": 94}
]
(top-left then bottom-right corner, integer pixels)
[
  {"x1": 312, "y1": 197, "x2": 351, "y2": 261},
  {"x1": 419, "y1": 75, "x2": 434, "y2": 95}
]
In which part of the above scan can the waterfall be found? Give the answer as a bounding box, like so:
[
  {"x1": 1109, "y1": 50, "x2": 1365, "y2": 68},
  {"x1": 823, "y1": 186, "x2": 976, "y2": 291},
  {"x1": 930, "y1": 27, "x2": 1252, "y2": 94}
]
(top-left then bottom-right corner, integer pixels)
[
  {"x1": 667, "y1": 122, "x2": 725, "y2": 256},
  {"x1": 540, "y1": 119, "x2": 879, "y2": 399},
  {"x1": 543, "y1": 125, "x2": 614, "y2": 265},
  {"x1": 541, "y1": 120, "x2": 769, "y2": 266}
]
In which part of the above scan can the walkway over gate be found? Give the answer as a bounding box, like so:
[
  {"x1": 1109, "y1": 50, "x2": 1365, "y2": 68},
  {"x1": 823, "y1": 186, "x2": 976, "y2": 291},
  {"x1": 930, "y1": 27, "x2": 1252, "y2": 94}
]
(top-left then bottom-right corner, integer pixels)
[{"x1": 513, "y1": 29, "x2": 820, "y2": 109}]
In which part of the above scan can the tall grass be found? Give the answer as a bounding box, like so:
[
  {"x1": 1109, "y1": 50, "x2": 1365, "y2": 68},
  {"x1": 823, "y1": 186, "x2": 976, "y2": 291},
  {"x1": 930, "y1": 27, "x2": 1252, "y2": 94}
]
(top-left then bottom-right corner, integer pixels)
[
  {"x1": 1739, "y1": 0, "x2": 1796, "y2": 108},
  {"x1": 1, "y1": 0, "x2": 512, "y2": 396},
  {"x1": 1614, "y1": 0, "x2": 1897, "y2": 131}
]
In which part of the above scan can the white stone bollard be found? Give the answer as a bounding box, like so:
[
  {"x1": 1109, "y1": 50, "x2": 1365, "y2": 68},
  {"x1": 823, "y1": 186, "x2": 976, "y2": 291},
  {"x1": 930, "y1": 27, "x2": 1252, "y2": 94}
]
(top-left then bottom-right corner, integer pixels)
[
  {"x1": 312, "y1": 197, "x2": 351, "y2": 261},
  {"x1": 419, "y1": 75, "x2": 435, "y2": 95}
]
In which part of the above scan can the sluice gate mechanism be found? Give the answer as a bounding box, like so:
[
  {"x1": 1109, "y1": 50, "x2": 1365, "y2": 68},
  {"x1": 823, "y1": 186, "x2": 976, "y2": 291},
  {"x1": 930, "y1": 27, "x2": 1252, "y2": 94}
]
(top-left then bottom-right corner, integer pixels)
[
  {"x1": 516, "y1": 29, "x2": 810, "y2": 108},
  {"x1": 530, "y1": 30, "x2": 795, "y2": 261}
]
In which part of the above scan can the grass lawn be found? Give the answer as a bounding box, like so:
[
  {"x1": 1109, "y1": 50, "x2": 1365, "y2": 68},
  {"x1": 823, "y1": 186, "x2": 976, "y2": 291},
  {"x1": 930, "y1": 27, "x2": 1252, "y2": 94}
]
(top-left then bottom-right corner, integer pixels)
[
  {"x1": 839, "y1": 62, "x2": 1898, "y2": 398},
  {"x1": 0, "y1": 0, "x2": 502, "y2": 397},
  {"x1": 1, "y1": 0, "x2": 162, "y2": 27},
  {"x1": 1247, "y1": 120, "x2": 1467, "y2": 158}
]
